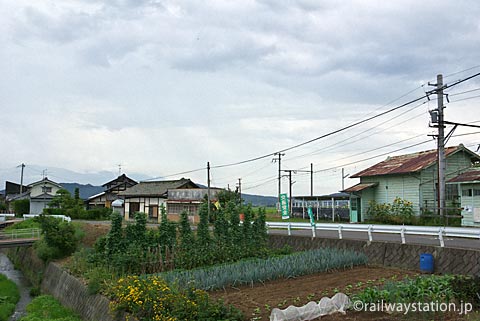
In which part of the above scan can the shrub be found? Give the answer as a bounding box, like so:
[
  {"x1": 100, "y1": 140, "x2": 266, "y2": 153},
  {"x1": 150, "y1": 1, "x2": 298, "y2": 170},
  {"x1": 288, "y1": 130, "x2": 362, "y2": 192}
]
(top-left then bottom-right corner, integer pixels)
[
  {"x1": 12, "y1": 199, "x2": 30, "y2": 217},
  {"x1": 108, "y1": 275, "x2": 243, "y2": 321},
  {"x1": 367, "y1": 197, "x2": 415, "y2": 224},
  {"x1": 34, "y1": 215, "x2": 81, "y2": 262}
]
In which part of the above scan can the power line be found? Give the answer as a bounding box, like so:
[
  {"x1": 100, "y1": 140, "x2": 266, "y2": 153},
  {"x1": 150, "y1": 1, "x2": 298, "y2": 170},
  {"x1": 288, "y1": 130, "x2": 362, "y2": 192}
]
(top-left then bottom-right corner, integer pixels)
[
  {"x1": 283, "y1": 101, "x2": 428, "y2": 163},
  {"x1": 142, "y1": 72, "x2": 480, "y2": 181}
]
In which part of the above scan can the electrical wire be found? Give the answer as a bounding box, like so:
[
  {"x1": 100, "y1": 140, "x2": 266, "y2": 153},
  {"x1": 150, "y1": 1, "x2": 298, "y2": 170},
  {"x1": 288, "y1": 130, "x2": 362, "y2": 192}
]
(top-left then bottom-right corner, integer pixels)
[{"x1": 142, "y1": 72, "x2": 480, "y2": 181}]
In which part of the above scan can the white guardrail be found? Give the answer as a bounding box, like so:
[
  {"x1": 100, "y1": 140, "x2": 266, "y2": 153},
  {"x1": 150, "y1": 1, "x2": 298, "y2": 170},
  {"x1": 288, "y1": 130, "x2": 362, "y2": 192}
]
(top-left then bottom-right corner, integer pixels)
[
  {"x1": 266, "y1": 222, "x2": 480, "y2": 247},
  {"x1": 23, "y1": 214, "x2": 71, "y2": 222}
]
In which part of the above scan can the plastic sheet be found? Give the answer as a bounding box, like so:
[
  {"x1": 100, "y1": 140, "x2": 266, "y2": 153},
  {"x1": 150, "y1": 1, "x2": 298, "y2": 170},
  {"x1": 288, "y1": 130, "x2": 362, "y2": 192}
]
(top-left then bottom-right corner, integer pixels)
[{"x1": 270, "y1": 293, "x2": 350, "y2": 321}]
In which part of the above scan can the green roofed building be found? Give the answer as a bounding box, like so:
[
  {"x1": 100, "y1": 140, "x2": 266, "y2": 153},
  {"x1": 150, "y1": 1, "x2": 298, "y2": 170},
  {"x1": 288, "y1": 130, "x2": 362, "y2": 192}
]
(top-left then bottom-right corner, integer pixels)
[{"x1": 343, "y1": 144, "x2": 480, "y2": 222}]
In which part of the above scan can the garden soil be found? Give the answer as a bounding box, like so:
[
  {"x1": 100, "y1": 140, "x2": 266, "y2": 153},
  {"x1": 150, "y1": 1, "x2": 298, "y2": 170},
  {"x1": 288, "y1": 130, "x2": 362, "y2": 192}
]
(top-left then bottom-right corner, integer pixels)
[{"x1": 211, "y1": 266, "x2": 476, "y2": 321}]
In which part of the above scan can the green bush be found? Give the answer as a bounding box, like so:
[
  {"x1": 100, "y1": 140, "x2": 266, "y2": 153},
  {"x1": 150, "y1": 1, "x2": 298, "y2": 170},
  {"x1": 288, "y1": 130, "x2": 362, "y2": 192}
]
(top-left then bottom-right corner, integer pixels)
[
  {"x1": 12, "y1": 199, "x2": 30, "y2": 217},
  {"x1": 33, "y1": 215, "x2": 81, "y2": 262},
  {"x1": 20, "y1": 295, "x2": 82, "y2": 321},
  {"x1": 0, "y1": 274, "x2": 20, "y2": 321},
  {"x1": 367, "y1": 197, "x2": 415, "y2": 225}
]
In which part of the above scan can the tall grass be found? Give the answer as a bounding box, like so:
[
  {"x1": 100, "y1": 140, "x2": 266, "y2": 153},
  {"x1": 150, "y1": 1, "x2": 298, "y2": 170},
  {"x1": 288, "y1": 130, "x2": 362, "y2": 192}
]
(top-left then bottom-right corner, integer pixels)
[
  {"x1": 0, "y1": 274, "x2": 20, "y2": 321},
  {"x1": 158, "y1": 248, "x2": 367, "y2": 291}
]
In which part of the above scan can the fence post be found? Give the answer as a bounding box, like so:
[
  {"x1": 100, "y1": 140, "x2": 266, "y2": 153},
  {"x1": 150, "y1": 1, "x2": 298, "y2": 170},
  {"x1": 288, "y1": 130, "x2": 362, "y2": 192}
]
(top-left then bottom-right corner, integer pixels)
[
  {"x1": 367, "y1": 225, "x2": 373, "y2": 242},
  {"x1": 400, "y1": 227, "x2": 406, "y2": 244},
  {"x1": 338, "y1": 225, "x2": 343, "y2": 239},
  {"x1": 438, "y1": 227, "x2": 445, "y2": 247},
  {"x1": 312, "y1": 225, "x2": 316, "y2": 238},
  {"x1": 288, "y1": 222, "x2": 291, "y2": 236}
]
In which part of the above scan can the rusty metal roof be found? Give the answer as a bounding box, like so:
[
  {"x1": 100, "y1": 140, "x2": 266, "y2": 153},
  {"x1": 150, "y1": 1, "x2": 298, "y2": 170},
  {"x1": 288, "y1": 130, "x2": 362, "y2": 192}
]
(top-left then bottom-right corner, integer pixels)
[
  {"x1": 351, "y1": 145, "x2": 478, "y2": 178},
  {"x1": 447, "y1": 169, "x2": 480, "y2": 183},
  {"x1": 343, "y1": 182, "x2": 378, "y2": 193}
]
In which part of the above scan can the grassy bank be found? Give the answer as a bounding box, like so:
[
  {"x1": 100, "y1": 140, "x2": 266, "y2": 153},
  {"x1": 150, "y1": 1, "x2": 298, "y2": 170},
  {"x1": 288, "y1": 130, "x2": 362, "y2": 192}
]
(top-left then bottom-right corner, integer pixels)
[
  {"x1": 19, "y1": 295, "x2": 82, "y2": 321},
  {"x1": 0, "y1": 274, "x2": 20, "y2": 321}
]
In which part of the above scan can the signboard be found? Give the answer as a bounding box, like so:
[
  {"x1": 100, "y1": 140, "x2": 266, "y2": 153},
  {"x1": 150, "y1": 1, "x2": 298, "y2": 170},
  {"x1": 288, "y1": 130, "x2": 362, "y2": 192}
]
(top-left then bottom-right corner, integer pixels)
[
  {"x1": 279, "y1": 193, "x2": 289, "y2": 220},
  {"x1": 307, "y1": 207, "x2": 315, "y2": 226}
]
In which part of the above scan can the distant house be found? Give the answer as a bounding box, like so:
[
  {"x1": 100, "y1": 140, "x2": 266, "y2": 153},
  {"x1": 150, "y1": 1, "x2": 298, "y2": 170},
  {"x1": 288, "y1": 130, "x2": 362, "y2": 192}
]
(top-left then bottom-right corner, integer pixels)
[
  {"x1": 167, "y1": 188, "x2": 222, "y2": 223},
  {"x1": 118, "y1": 178, "x2": 199, "y2": 222},
  {"x1": 343, "y1": 145, "x2": 480, "y2": 222},
  {"x1": 447, "y1": 168, "x2": 480, "y2": 226},
  {"x1": 87, "y1": 174, "x2": 137, "y2": 209},
  {"x1": 5, "y1": 178, "x2": 63, "y2": 214}
]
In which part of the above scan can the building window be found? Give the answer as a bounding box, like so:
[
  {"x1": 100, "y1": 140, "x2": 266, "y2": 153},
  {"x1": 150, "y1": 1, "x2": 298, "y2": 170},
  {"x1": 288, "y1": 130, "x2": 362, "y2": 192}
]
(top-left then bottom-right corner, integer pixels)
[
  {"x1": 462, "y1": 189, "x2": 473, "y2": 197},
  {"x1": 149, "y1": 205, "x2": 159, "y2": 218},
  {"x1": 42, "y1": 186, "x2": 52, "y2": 193},
  {"x1": 474, "y1": 189, "x2": 480, "y2": 197},
  {"x1": 129, "y1": 202, "x2": 140, "y2": 214}
]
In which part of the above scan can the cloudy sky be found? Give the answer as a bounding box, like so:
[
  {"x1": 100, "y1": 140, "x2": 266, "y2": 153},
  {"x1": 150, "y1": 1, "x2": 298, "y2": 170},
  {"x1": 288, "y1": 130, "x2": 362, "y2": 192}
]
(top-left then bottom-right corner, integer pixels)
[{"x1": 1, "y1": 0, "x2": 479, "y2": 196}]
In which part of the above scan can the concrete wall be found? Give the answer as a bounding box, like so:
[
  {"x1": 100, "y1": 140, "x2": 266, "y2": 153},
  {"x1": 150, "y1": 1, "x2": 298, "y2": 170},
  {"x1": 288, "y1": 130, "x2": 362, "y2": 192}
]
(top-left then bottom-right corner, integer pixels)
[
  {"x1": 5, "y1": 247, "x2": 129, "y2": 321},
  {"x1": 41, "y1": 263, "x2": 128, "y2": 321},
  {"x1": 268, "y1": 235, "x2": 480, "y2": 275}
]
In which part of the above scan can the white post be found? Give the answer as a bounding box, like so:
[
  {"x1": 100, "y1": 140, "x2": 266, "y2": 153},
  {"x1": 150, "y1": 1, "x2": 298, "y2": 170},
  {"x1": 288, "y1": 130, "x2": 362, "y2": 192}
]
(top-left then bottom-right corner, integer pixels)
[
  {"x1": 400, "y1": 227, "x2": 406, "y2": 244},
  {"x1": 338, "y1": 225, "x2": 343, "y2": 239},
  {"x1": 312, "y1": 225, "x2": 316, "y2": 238},
  {"x1": 438, "y1": 227, "x2": 445, "y2": 247},
  {"x1": 332, "y1": 197, "x2": 335, "y2": 222},
  {"x1": 288, "y1": 222, "x2": 291, "y2": 236},
  {"x1": 368, "y1": 225, "x2": 373, "y2": 242}
]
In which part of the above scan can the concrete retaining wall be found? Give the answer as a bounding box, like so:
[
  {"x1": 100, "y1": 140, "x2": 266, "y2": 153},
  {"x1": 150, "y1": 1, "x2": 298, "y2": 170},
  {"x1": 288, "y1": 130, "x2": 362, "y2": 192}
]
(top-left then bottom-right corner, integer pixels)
[
  {"x1": 41, "y1": 263, "x2": 127, "y2": 321},
  {"x1": 268, "y1": 235, "x2": 480, "y2": 275}
]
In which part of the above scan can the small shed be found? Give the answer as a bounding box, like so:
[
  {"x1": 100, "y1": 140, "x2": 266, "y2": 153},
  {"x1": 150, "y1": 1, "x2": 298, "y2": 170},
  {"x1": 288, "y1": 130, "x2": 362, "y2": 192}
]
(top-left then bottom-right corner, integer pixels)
[{"x1": 447, "y1": 169, "x2": 480, "y2": 226}]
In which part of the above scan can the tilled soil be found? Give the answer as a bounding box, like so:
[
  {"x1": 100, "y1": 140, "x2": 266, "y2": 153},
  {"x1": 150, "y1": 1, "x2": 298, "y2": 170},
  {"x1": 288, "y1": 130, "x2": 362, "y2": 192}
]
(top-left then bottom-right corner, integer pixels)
[{"x1": 210, "y1": 266, "x2": 476, "y2": 321}]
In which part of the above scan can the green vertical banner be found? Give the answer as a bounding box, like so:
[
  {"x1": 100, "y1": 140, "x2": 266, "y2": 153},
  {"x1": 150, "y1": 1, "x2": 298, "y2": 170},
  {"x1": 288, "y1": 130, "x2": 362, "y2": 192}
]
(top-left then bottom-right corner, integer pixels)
[
  {"x1": 308, "y1": 207, "x2": 315, "y2": 226},
  {"x1": 279, "y1": 193, "x2": 290, "y2": 220}
]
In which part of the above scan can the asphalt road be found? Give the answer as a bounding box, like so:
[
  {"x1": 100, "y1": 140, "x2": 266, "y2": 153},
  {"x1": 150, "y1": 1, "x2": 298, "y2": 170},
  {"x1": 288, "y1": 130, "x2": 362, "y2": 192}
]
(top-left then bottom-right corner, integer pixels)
[{"x1": 267, "y1": 228, "x2": 480, "y2": 250}]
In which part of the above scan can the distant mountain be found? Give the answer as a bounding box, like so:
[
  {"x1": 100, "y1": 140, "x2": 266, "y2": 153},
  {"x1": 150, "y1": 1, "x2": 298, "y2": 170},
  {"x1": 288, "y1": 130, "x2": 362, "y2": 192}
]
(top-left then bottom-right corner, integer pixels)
[
  {"x1": 59, "y1": 182, "x2": 276, "y2": 206},
  {"x1": 60, "y1": 183, "x2": 104, "y2": 200},
  {"x1": 242, "y1": 193, "x2": 277, "y2": 207}
]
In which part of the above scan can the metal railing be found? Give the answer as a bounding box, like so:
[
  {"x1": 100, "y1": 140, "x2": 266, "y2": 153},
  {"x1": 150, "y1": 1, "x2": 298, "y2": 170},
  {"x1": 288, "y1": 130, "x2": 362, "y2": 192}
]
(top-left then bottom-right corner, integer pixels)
[
  {"x1": 0, "y1": 228, "x2": 41, "y2": 241},
  {"x1": 23, "y1": 214, "x2": 71, "y2": 222},
  {"x1": 266, "y1": 221, "x2": 480, "y2": 247}
]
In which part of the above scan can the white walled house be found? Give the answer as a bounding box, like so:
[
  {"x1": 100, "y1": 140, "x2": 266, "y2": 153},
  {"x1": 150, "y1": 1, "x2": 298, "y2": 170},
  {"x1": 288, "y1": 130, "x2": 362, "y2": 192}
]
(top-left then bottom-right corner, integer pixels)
[{"x1": 28, "y1": 178, "x2": 62, "y2": 214}]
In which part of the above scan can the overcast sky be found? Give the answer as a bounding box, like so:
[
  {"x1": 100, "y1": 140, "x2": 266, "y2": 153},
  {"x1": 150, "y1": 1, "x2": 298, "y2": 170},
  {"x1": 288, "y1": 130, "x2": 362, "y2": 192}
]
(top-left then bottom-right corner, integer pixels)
[{"x1": 1, "y1": 0, "x2": 479, "y2": 196}]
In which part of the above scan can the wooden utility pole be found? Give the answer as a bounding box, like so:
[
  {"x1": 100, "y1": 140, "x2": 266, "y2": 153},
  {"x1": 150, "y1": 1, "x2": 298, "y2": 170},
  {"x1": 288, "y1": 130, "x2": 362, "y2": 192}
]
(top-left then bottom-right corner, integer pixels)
[{"x1": 207, "y1": 162, "x2": 211, "y2": 220}]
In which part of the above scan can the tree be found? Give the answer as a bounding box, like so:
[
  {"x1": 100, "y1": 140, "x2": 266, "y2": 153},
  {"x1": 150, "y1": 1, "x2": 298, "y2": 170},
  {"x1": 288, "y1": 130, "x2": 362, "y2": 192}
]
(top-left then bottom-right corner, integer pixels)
[{"x1": 12, "y1": 199, "x2": 30, "y2": 216}]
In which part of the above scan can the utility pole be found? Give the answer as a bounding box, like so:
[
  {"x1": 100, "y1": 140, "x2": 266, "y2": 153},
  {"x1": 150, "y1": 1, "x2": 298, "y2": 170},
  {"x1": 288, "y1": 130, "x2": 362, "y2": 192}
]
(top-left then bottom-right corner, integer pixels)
[
  {"x1": 272, "y1": 152, "x2": 285, "y2": 210},
  {"x1": 342, "y1": 168, "x2": 350, "y2": 191},
  {"x1": 437, "y1": 74, "x2": 446, "y2": 218},
  {"x1": 237, "y1": 178, "x2": 242, "y2": 203},
  {"x1": 18, "y1": 163, "x2": 25, "y2": 194},
  {"x1": 429, "y1": 75, "x2": 446, "y2": 216},
  {"x1": 207, "y1": 162, "x2": 211, "y2": 220},
  {"x1": 310, "y1": 163, "x2": 313, "y2": 196},
  {"x1": 282, "y1": 170, "x2": 295, "y2": 216}
]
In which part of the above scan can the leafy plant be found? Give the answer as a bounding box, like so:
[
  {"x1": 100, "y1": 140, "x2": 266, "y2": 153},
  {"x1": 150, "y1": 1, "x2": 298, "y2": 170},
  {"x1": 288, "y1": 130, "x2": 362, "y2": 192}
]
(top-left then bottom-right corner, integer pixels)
[{"x1": 160, "y1": 248, "x2": 367, "y2": 291}]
